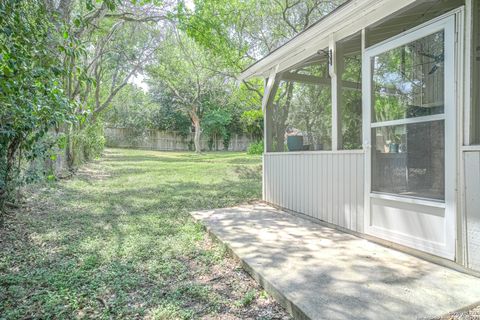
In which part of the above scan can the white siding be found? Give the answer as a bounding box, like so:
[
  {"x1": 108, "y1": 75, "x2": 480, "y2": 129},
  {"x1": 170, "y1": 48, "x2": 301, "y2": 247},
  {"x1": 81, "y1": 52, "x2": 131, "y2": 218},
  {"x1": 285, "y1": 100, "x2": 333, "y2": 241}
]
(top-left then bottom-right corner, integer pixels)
[
  {"x1": 464, "y1": 151, "x2": 480, "y2": 271},
  {"x1": 264, "y1": 151, "x2": 365, "y2": 232}
]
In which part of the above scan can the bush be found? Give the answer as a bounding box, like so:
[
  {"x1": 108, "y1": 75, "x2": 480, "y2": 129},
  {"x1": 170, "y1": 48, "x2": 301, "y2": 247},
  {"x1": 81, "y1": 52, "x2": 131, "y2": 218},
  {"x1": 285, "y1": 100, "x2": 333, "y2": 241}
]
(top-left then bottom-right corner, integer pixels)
[
  {"x1": 247, "y1": 141, "x2": 264, "y2": 155},
  {"x1": 70, "y1": 122, "x2": 105, "y2": 166}
]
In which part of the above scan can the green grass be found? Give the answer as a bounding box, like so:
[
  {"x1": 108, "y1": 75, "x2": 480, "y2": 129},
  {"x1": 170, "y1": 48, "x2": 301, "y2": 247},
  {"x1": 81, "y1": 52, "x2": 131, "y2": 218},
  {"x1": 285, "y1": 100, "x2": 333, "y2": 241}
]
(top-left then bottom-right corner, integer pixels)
[{"x1": 0, "y1": 148, "x2": 288, "y2": 319}]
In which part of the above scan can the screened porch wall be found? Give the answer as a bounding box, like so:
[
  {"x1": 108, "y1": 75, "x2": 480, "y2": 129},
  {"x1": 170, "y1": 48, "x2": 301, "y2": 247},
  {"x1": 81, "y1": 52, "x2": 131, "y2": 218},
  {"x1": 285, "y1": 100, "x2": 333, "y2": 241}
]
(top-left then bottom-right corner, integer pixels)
[{"x1": 263, "y1": 151, "x2": 365, "y2": 233}]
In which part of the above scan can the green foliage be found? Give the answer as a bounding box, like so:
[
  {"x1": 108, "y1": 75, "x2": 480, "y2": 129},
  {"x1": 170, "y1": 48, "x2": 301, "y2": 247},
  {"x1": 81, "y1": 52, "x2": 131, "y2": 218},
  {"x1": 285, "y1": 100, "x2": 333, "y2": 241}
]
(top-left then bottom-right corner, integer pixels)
[
  {"x1": 240, "y1": 109, "x2": 263, "y2": 141},
  {"x1": 202, "y1": 109, "x2": 232, "y2": 150},
  {"x1": 178, "y1": 0, "x2": 346, "y2": 70},
  {"x1": 149, "y1": 90, "x2": 192, "y2": 137},
  {"x1": 236, "y1": 290, "x2": 256, "y2": 307},
  {"x1": 76, "y1": 122, "x2": 106, "y2": 163},
  {"x1": 0, "y1": 0, "x2": 75, "y2": 211},
  {"x1": 247, "y1": 141, "x2": 264, "y2": 155}
]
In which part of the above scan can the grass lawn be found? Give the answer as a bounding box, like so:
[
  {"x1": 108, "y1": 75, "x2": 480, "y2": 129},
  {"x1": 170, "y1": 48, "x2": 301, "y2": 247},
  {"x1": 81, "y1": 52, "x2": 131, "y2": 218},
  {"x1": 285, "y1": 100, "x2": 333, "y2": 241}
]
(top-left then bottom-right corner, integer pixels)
[{"x1": 0, "y1": 148, "x2": 290, "y2": 319}]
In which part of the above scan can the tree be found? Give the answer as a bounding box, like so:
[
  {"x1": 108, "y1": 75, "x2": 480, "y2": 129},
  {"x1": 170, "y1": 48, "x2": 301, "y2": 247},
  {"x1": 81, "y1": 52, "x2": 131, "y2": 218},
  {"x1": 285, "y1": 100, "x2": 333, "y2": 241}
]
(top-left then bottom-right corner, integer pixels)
[
  {"x1": 202, "y1": 109, "x2": 232, "y2": 150},
  {"x1": 0, "y1": 0, "x2": 74, "y2": 219},
  {"x1": 240, "y1": 109, "x2": 263, "y2": 141},
  {"x1": 146, "y1": 28, "x2": 227, "y2": 152},
  {"x1": 177, "y1": 0, "x2": 347, "y2": 150},
  {"x1": 44, "y1": 0, "x2": 176, "y2": 166}
]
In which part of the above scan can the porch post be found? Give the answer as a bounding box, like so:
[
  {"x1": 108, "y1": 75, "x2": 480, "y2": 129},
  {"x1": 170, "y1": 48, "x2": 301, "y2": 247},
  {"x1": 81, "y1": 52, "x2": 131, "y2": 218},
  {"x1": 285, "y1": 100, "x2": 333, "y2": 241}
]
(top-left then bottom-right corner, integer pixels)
[
  {"x1": 263, "y1": 66, "x2": 279, "y2": 153},
  {"x1": 330, "y1": 35, "x2": 343, "y2": 150}
]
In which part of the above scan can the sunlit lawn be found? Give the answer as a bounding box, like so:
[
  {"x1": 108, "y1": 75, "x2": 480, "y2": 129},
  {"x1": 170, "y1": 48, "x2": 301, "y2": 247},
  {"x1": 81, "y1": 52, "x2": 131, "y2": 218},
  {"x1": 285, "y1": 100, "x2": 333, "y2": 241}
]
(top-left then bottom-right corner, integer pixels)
[{"x1": 0, "y1": 148, "x2": 289, "y2": 319}]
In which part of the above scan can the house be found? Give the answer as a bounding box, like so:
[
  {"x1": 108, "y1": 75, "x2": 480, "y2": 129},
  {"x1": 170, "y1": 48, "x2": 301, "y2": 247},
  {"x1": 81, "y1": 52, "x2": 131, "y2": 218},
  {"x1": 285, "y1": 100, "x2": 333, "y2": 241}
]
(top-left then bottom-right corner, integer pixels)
[{"x1": 240, "y1": 0, "x2": 480, "y2": 274}]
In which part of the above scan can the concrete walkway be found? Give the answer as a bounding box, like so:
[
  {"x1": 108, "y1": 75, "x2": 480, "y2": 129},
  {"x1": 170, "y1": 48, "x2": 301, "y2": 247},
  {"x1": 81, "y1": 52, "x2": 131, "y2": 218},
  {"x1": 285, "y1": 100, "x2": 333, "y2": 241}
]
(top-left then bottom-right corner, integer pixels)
[{"x1": 191, "y1": 203, "x2": 480, "y2": 320}]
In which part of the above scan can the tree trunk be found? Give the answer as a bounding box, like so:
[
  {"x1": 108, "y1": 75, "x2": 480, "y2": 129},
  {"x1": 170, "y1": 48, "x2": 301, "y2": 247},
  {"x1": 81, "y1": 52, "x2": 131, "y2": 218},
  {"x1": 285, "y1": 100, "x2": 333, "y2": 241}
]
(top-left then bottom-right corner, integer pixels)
[
  {"x1": 193, "y1": 119, "x2": 201, "y2": 153},
  {"x1": 1, "y1": 137, "x2": 20, "y2": 226},
  {"x1": 66, "y1": 124, "x2": 75, "y2": 169}
]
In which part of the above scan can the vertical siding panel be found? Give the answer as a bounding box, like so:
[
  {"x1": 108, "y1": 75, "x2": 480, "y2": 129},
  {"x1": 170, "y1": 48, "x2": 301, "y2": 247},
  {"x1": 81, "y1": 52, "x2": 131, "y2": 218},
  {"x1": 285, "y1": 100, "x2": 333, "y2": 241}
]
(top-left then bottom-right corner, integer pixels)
[
  {"x1": 264, "y1": 152, "x2": 365, "y2": 232},
  {"x1": 272, "y1": 156, "x2": 276, "y2": 204},
  {"x1": 297, "y1": 155, "x2": 300, "y2": 212},
  {"x1": 282, "y1": 155, "x2": 286, "y2": 209},
  {"x1": 286, "y1": 155, "x2": 290, "y2": 210},
  {"x1": 322, "y1": 154, "x2": 328, "y2": 222},
  {"x1": 288, "y1": 155, "x2": 292, "y2": 210},
  {"x1": 313, "y1": 154, "x2": 318, "y2": 219},
  {"x1": 277, "y1": 156, "x2": 281, "y2": 207},
  {"x1": 292, "y1": 155, "x2": 295, "y2": 210},
  {"x1": 315, "y1": 155, "x2": 319, "y2": 219},
  {"x1": 287, "y1": 155, "x2": 290, "y2": 210},
  {"x1": 292, "y1": 155, "x2": 296, "y2": 211},
  {"x1": 313, "y1": 155, "x2": 318, "y2": 219},
  {"x1": 335, "y1": 153, "x2": 340, "y2": 225},
  {"x1": 274, "y1": 156, "x2": 278, "y2": 205},
  {"x1": 316, "y1": 155, "x2": 321, "y2": 220},
  {"x1": 265, "y1": 156, "x2": 269, "y2": 202},
  {"x1": 299, "y1": 155, "x2": 304, "y2": 214},
  {"x1": 357, "y1": 155, "x2": 365, "y2": 233},
  {"x1": 268, "y1": 156, "x2": 278, "y2": 203},
  {"x1": 333, "y1": 153, "x2": 339, "y2": 225},
  {"x1": 339, "y1": 154, "x2": 345, "y2": 228},
  {"x1": 350, "y1": 154, "x2": 357, "y2": 231},
  {"x1": 308, "y1": 155, "x2": 312, "y2": 217},
  {"x1": 278, "y1": 156, "x2": 288, "y2": 208},
  {"x1": 286, "y1": 155, "x2": 295, "y2": 210},
  {"x1": 302, "y1": 155, "x2": 310, "y2": 214},
  {"x1": 347, "y1": 154, "x2": 353, "y2": 230},
  {"x1": 298, "y1": 155, "x2": 302, "y2": 213},
  {"x1": 320, "y1": 155, "x2": 324, "y2": 220},
  {"x1": 305, "y1": 155, "x2": 310, "y2": 217},
  {"x1": 267, "y1": 156, "x2": 270, "y2": 203},
  {"x1": 343, "y1": 154, "x2": 350, "y2": 229},
  {"x1": 265, "y1": 155, "x2": 269, "y2": 202},
  {"x1": 465, "y1": 152, "x2": 480, "y2": 271},
  {"x1": 328, "y1": 154, "x2": 333, "y2": 223},
  {"x1": 268, "y1": 156, "x2": 272, "y2": 203}
]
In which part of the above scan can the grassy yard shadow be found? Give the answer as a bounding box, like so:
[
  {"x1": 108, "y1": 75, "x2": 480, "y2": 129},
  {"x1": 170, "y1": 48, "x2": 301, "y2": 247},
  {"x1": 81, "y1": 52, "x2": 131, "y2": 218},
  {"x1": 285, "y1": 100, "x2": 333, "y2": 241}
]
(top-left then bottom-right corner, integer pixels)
[{"x1": 0, "y1": 148, "x2": 289, "y2": 320}]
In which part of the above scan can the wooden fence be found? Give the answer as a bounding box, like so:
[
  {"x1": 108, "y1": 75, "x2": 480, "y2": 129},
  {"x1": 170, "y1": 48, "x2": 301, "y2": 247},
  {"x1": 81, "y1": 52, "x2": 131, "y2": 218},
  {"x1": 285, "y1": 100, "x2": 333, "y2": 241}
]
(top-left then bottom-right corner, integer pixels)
[{"x1": 105, "y1": 127, "x2": 253, "y2": 152}]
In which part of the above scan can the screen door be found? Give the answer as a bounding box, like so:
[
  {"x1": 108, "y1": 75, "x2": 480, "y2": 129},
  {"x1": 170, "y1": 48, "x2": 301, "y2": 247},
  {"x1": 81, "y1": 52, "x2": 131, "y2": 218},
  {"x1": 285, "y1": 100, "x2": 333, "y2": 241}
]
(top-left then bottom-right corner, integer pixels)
[{"x1": 363, "y1": 14, "x2": 457, "y2": 259}]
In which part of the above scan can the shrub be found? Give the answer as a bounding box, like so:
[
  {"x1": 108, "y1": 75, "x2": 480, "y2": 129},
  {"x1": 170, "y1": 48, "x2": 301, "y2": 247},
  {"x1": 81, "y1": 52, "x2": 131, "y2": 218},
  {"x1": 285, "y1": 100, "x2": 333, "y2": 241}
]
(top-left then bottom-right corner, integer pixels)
[
  {"x1": 69, "y1": 122, "x2": 105, "y2": 166},
  {"x1": 247, "y1": 141, "x2": 264, "y2": 155}
]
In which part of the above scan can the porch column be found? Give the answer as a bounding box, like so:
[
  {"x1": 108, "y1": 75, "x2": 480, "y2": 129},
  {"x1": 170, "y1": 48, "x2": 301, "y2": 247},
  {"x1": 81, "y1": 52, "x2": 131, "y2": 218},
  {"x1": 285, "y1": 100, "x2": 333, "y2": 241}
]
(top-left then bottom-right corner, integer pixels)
[
  {"x1": 330, "y1": 35, "x2": 344, "y2": 150},
  {"x1": 263, "y1": 66, "x2": 279, "y2": 152}
]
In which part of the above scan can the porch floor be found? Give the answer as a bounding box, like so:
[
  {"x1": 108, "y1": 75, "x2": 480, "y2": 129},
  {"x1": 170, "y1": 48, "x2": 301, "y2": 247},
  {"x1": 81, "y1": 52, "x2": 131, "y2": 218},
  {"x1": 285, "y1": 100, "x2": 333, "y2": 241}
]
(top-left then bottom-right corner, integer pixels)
[{"x1": 191, "y1": 203, "x2": 480, "y2": 320}]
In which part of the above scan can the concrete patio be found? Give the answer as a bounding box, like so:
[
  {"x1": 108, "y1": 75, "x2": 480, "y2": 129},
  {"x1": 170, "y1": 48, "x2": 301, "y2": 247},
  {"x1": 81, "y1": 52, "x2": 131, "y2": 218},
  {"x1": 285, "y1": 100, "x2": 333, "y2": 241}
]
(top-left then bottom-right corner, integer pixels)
[{"x1": 191, "y1": 203, "x2": 480, "y2": 320}]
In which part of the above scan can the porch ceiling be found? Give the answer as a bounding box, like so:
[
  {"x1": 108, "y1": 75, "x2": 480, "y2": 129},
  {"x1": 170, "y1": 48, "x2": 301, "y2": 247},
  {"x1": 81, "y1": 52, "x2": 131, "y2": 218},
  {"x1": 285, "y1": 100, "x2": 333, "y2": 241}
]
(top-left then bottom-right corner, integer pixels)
[{"x1": 191, "y1": 203, "x2": 480, "y2": 320}]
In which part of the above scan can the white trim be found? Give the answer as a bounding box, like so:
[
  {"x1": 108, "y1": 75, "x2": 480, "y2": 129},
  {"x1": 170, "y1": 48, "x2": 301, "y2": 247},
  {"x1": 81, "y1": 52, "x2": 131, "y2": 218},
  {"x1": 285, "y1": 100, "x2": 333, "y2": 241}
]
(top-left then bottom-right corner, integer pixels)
[
  {"x1": 363, "y1": 13, "x2": 458, "y2": 260},
  {"x1": 455, "y1": 7, "x2": 467, "y2": 267},
  {"x1": 370, "y1": 192, "x2": 446, "y2": 208},
  {"x1": 464, "y1": 0, "x2": 473, "y2": 146},
  {"x1": 367, "y1": 225, "x2": 454, "y2": 259},
  {"x1": 444, "y1": 12, "x2": 458, "y2": 262},
  {"x1": 264, "y1": 150, "x2": 365, "y2": 156},
  {"x1": 330, "y1": 34, "x2": 339, "y2": 151},
  {"x1": 462, "y1": 145, "x2": 480, "y2": 152},
  {"x1": 261, "y1": 66, "x2": 279, "y2": 113},
  {"x1": 370, "y1": 114, "x2": 446, "y2": 128}
]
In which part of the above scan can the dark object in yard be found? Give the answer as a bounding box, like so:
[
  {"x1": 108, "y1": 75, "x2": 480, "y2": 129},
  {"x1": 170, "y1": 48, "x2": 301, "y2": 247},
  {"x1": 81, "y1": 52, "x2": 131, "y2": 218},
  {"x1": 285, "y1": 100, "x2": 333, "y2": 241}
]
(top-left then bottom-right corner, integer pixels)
[{"x1": 287, "y1": 136, "x2": 304, "y2": 151}]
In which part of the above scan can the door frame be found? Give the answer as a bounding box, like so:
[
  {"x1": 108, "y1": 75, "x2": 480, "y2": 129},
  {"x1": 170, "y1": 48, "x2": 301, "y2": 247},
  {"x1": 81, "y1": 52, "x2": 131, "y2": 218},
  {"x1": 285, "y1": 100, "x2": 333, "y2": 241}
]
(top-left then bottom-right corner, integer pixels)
[{"x1": 362, "y1": 12, "x2": 459, "y2": 260}]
